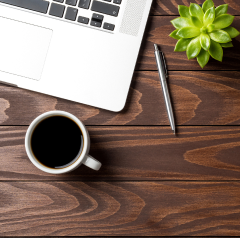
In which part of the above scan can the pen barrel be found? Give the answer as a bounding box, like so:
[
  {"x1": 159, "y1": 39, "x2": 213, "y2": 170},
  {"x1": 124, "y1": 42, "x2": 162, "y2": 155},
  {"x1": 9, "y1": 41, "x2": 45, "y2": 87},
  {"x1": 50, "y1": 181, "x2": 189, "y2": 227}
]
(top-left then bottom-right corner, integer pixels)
[
  {"x1": 161, "y1": 80, "x2": 175, "y2": 129},
  {"x1": 154, "y1": 51, "x2": 166, "y2": 82},
  {"x1": 154, "y1": 50, "x2": 175, "y2": 130}
]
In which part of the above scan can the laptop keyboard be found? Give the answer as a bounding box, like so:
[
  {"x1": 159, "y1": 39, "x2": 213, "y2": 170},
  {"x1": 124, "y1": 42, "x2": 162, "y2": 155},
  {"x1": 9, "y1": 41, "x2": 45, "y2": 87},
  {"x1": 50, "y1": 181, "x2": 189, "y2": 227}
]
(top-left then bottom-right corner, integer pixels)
[{"x1": 0, "y1": 0, "x2": 122, "y2": 31}]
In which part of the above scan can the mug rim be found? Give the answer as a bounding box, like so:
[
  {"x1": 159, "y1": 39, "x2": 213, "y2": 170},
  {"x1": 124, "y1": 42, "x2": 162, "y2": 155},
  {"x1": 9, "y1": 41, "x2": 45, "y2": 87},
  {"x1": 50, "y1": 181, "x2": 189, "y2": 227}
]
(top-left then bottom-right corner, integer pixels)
[{"x1": 25, "y1": 111, "x2": 89, "y2": 174}]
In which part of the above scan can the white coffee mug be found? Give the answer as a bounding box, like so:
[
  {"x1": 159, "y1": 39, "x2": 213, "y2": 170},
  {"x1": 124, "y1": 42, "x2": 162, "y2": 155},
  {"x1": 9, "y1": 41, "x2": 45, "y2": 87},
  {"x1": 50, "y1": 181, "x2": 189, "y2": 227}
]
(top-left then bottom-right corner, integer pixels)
[{"x1": 25, "y1": 111, "x2": 101, "y2": 174}]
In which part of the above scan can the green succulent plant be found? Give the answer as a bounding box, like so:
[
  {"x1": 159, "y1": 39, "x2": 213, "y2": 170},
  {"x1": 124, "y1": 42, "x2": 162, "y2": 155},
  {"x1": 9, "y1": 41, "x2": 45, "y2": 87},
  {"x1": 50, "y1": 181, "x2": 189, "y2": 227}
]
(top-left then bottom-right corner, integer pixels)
[{"x1": 169, "y1": 0, "x2": 240, "y2": 68}]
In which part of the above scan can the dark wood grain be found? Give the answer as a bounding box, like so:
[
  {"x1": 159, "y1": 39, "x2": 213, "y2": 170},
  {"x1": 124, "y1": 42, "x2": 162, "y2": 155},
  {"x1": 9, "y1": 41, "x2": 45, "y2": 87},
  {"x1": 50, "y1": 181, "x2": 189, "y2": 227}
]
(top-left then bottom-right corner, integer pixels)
[
  {"x1": 137, "y1": 16, "x2": 240, "y2": 70},
  {"x1": 1, "y1": 181, "x2": 240, "y2": 236},
  {"x1": 1, "y1": 126, "x2": 240, "y2": 181},
  {"x1": 1, "y1": 71, "x2": 240, "y2": 125},
  {"x1": 150, "y1": 0, "x2": 240, "y2": 16}
]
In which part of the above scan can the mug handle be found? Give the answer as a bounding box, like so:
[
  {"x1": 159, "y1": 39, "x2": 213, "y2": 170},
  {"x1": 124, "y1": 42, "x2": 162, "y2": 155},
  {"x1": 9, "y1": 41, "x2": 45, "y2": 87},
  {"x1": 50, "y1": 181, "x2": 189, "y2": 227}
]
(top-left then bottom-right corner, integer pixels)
[{"x1": 83, "y1": 155, "x2": 102, "y2": 171}]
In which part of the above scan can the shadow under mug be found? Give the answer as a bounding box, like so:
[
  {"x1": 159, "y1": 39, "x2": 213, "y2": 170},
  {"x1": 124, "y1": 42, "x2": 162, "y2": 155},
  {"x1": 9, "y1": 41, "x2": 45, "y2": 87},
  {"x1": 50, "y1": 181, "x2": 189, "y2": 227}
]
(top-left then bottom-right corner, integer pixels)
[{"x1": 25, "y1": 111, "x2": 101, "y2": 174}]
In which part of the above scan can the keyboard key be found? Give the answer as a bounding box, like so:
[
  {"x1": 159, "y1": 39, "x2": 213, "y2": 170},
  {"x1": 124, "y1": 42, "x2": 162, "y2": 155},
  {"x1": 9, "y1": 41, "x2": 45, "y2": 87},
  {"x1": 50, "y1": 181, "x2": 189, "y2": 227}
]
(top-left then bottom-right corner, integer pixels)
[
  {"x1": 78, "y1": 16, "x2": 89, "y2": 24},
  {"x1": 49, "y1": 3, "x2": 65, "y2": 18},
  {"x1": 92, "y1": 13, "x2": 104, "y2": 22},
  {"x1": 0, "y1": 0, "x2": 49, "y2": 14},
  {"x1": 113, "y1": 0, "x2": 121, "y2": 4},
  {"x1": 54, "y1": 0, "x2": 64, "y2": 3},
  {"x1": 103, "y1": 22, "x2": 115, "y2": 31},
  {"x1": 91, "y1": 0, "x2": 120, "y2": 17},
  {"x1": 103, "y1": 0, "x2": 111, "y2": 2},
  {"x1": 78, "y1": 0, "x2": 91, "y2": 9},
  {"x1": 65, "y1": 7, "x2": 78, "y2": 21},
  {"x1": 90, "y1": 20, "x2": 101, "y2": 27},
  {"x1": 90, "y1": 20, "x2": 102, "y2": 27},
  {"x1": 66, "y1": 0, "x2": 77, "y2": 6}
]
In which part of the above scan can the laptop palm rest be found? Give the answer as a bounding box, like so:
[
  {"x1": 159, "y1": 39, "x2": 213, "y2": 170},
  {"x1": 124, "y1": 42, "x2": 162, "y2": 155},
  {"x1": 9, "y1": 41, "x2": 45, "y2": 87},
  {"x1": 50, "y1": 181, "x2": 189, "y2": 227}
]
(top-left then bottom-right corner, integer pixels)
[{"x1": 0, "y1": 16, "x2": 52, "y2": 81}]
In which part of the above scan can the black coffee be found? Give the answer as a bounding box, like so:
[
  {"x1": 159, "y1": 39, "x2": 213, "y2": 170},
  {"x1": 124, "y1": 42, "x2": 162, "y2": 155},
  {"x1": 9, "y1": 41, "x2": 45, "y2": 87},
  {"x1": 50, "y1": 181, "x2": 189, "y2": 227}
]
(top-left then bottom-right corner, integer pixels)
[{"x1": 31, "y1": 116, "x2": 83, "y2": 169}]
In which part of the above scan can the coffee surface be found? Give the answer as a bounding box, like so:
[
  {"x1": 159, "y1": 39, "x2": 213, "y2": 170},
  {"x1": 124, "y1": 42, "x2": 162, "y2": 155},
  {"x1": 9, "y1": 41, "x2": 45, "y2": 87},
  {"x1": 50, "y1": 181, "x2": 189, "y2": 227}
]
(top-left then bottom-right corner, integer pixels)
[{"x1": 31, "y1": 116, "x2": 83, "y2": 169}]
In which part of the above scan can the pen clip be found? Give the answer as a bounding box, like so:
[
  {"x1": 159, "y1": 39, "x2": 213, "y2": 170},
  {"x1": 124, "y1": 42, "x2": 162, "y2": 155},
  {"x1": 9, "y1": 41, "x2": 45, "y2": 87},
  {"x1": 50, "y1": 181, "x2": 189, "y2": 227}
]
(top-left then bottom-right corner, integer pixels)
[{"x1": 161, "y1": 52, "x2": 168, "y2": 78}]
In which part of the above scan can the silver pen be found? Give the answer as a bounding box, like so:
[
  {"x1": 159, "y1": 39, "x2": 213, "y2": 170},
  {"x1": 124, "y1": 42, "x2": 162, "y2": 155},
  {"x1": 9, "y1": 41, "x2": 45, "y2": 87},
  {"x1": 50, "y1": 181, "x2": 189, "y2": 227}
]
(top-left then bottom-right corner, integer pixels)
[{"x1": 154, "y1": 44, "x2": 176, "y2": 135}]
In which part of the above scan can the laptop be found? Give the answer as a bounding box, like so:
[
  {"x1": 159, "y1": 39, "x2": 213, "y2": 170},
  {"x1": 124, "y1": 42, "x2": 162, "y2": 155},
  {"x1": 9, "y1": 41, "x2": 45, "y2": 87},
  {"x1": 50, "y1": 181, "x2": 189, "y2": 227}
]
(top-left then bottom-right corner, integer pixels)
[{"x1": 0, "y1": 0, "x2": 153, "y2": 112}]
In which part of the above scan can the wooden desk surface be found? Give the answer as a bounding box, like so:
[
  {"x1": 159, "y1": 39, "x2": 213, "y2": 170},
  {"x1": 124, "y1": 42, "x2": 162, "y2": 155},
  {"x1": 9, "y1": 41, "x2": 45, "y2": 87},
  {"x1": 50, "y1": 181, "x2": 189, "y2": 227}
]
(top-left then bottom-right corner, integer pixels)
[{"x1": 0, "y1": 0, "x2": 240, "y2": 236}]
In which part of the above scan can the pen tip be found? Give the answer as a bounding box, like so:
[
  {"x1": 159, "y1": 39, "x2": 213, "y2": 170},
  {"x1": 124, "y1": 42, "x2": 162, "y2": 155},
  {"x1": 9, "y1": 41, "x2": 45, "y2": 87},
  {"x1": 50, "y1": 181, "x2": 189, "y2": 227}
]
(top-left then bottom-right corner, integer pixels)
[{"x1": 154, "y1": 44, "x2": 158, "y2": 51}]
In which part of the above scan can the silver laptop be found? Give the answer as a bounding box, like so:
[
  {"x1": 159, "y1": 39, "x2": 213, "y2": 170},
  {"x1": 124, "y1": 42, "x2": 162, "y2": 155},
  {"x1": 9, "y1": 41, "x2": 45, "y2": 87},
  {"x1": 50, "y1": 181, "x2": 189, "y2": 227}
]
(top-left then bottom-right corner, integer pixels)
[{"x1": 0, "y1": 0, "x2": 152, "y2": 112}]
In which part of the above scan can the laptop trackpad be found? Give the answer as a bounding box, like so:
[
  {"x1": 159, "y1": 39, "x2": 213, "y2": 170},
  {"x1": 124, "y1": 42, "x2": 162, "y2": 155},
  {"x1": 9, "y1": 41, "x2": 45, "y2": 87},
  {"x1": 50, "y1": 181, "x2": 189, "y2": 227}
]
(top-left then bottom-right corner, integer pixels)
[{"x1": 0, "y1": 17, "x2": 52, "y2": 81}]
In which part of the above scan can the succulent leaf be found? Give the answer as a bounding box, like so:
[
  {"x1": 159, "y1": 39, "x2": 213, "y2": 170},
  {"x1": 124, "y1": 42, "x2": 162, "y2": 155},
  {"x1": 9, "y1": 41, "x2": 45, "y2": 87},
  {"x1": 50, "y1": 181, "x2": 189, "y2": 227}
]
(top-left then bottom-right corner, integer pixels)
[
  {"x1": 190, "y1": 3, "x2": 204, "y2": 22},
  {"x1": 209, "y1": 30, "x2": 231, "y2": 43},
  {"x1": 213, "y1": 14, "x2": 235, "y2": 29},
  {"x1": 197, "y1": 49, "x2": 210, "y2": 68},
  {"x1": 200, "y1": 33, "x2": 211, "y2": 51},
  {"x1": 171, "y1": 17, "x2": 193, "y2": 29},
  {"x1": 174, "y1": 38, "x2": 192, "y2": 51},
  {"x1": 191, "y1": 16, "x2": 203, "y2": 28},
  {"x1": 209, "y1": 39, "x2": 223, "y2": 61},
  {"x1": 186, "y1": 36, "x2": 201, "y2": 59},
  {"x1": 215, "y1": 4, "x2": 228, "y2": 17},
  {"x1": 177, "y1": 27, "x2": 201, "y2": 38},
  {"x1": 221, "y1": 42, "x2": 233, "y2": 48},
  {"x1": 203, "y1": 7, "x2": 215, "y2": 26},
  {"x1": 178, "y1": 5, "x2": 191, "y2": 19},
  {"x1": 207, "y1": 24, "x2": 216, "y2": 32},
  {"x1": 222, "y1": 26, "x2": 240, "y2": 38},
  {"x1": 169, "y1": 29, "x2": 181, "y2": 40},
  {"x1": 202, "y1": 0, "x2": 214, "y2": 13}
]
